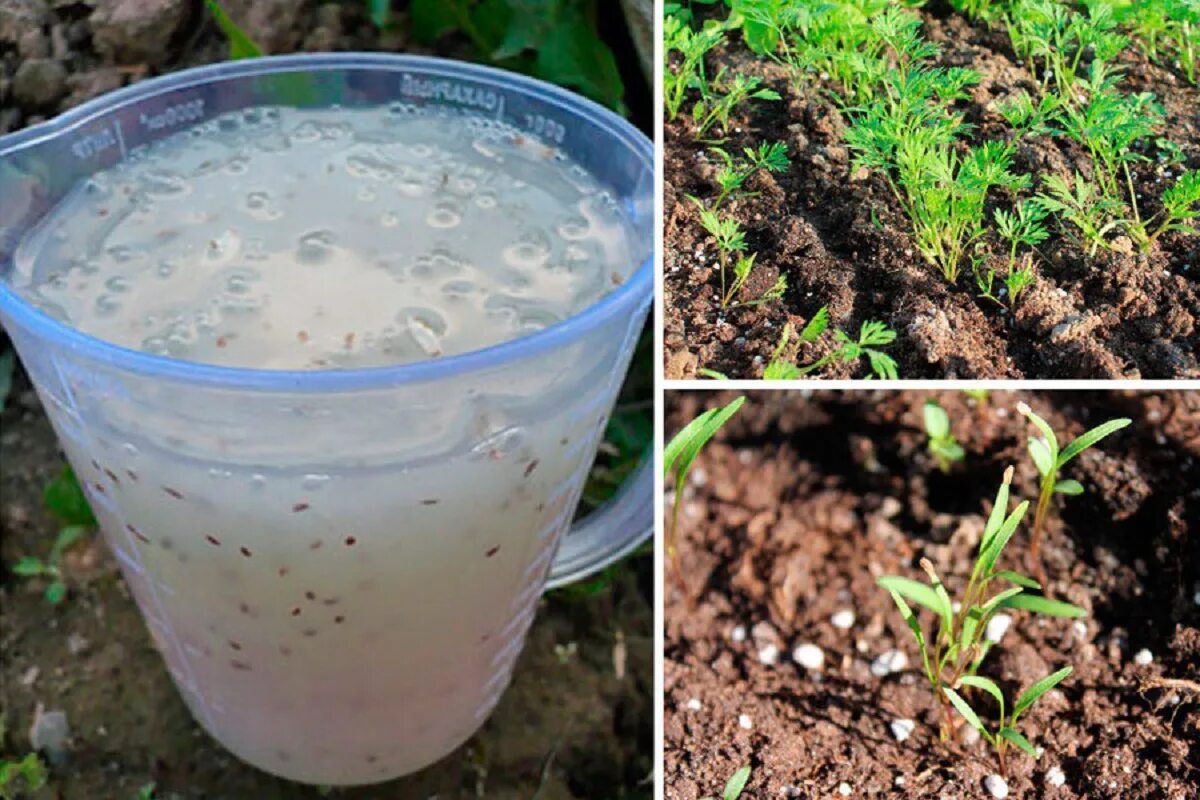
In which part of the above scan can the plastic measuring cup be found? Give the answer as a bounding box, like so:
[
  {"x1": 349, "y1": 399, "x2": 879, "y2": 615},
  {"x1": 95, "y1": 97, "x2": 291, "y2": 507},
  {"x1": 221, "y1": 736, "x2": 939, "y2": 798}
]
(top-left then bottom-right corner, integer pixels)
[{"x1": 0, "y1": 54, "x2": 653, "y2": 786}]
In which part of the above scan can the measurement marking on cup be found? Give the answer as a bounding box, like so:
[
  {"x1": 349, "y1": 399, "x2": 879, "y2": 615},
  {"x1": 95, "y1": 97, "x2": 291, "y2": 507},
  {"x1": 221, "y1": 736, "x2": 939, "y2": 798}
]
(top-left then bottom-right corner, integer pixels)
[
  {"x1": 522, "y1": 114, "x2": 566, "y2": 145},
  {"x1": 139, "y1": 98, "x2": 206, "y2": 132}
]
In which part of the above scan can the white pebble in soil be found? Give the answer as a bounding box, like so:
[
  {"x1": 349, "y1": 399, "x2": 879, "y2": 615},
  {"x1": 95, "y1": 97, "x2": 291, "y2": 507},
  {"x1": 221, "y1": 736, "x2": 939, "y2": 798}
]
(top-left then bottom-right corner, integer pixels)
[
  {"x1": 1134, "y1": 648, "x2": 1153, "y2": 666},
  {"x1": 792, "y1": 643, "x2": 825, "y2": 671},
  {"x1": 890, "y1": 718, "x2": 915, "y2": 742},
  {"x1": 831, "y1": 609, "x2": 855, "y2": 630},
  {"x1": 738, "y1": 714, "x2": 752, "y2": 730},
  {"x1": 758, "y1": 643, "x2": 780, "y2": 666},
  {"x1": 985, "y1": 613, "x2": 1012, "y2": 643},
  {"x1": 1046, "y1": 766, "x2": 1066, "y2": 787},
  {"x1": 984, "y1": 774, "x2": 1010, "y2": 798},
  {"x1": 837, "y1": 782, "x2": 852, "y2": 796},
  {"x1": 731, "y1": 625, "x2": 747, "y2": 643},
  {"x1": 871, "y1": 649, "x2": 908, "y2": 677},
  {"x1": 686, "y1": 698, "x2": 702, "y2": 711}
]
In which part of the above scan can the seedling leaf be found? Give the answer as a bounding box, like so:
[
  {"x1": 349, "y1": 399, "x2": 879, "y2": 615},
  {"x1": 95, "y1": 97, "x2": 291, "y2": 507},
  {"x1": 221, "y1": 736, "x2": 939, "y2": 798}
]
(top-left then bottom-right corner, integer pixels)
[
  {"x1": 1058, "y1": 418, "x2": 1131, "y2": 466},
  {"x1": 1028, "y1": 437, "x2": 1054, "y2": 477},
  {"x1": 1000, "y1": 727, "x2": 1039, "y2": 757},
  {"x1": 723, "y1": 766, "x2": 751, "y2": 800},
  {"x1": 924, "y1": 400, "x2": 951, "y2": 439},
  {"x1": 204, "y1": 0, "x2": 263, "y2": 59},
  {"x1": 959, "y1": 674, "x2": 1005, "y2": 719},
  {"x1": 993, "y1": 570, "x2": 1041, "y2": 590},
  {"x1": 878, "y1": 576, "x2": 943, "y2": 614},
  {"x1": 888, "y1": 589, "x2": 933, "y2": 683},
  {"x1": 797, "y1": 306, "x2": 830, "y2": 343},
  {"x1": 1000, "y1": 593, "x2": 1086, "y2": 618},
  {"x1": 944, "y1": 687, "x2": 991, "y2": 742},
  {"x1": 980, "y1": 500, "x2": 1030, "y2": 574},
  {"x1": 1013, "y1": 666, "x2": 1073, "y2": 720},
  {"x1": 1054, "y1": 479, "x2": 1084, "y2": 496},
  {"x1": 1019, "y1": 404, "x2": 1059, "y2": 463},
  {"x1": 664, "y1": 397, "x2": 746, "y2": 480},
  {"x1": 11, "y1": 556, "x2": 47, "y2": 577}
]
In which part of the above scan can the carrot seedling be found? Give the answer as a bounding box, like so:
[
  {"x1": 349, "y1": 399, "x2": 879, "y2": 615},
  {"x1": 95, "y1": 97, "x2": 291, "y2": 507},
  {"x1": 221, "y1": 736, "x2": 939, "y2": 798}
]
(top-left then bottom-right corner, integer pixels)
[
  {"x1": 1016, "y1": 402, "x2": 1131, "y2": 586},
  {"x1": 878, "y1": 467, "x2": 1085, "y2": 750},
  {"x1": 763, "y1": 310, "x2": 899, "y2": 380},
  {"x1": 705, "y1": 141, "x2": 789, "y2": 209},
  {"x1": 12, "y1": 466, "x2": 97, "y2": 604},
  {"x1": 924, "y1": 400, "x2": 964, "y2": 473},
  {"x1": 945, "y1": 665, "x2": 1074, "y2": 778},
  {"x1": 664, "y1": 396, "x2": 745, "y2": 584},
  {"x1": 697, "y1": 209, "x2": 785, "y2": 308}
]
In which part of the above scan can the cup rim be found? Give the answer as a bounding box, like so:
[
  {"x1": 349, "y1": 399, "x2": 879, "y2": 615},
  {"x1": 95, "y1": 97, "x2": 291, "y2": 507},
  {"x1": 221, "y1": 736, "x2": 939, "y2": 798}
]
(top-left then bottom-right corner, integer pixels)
[{"x1": 0, "y1": 52, "x2": 654, "y2": 392}]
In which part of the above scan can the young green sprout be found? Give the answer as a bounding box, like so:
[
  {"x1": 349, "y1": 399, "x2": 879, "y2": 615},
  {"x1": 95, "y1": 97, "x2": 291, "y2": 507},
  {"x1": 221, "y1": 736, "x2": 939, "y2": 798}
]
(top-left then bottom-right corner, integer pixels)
[
  {"x1": 664, "y1": 15, "x2": 726, "y2": 122},
  {"x1": 945, "y1": 665, "x2": 1074, "y2": 779},
  {"x1": 12, "y1": 466, "x2": 97, "y2": 604},
  {"x1": 696, "y1": 209, "x2": 784, "y2": 308},
  {"x1": 707, "y1": 141, "x2": 790, "y2": 209},
  {"x1": 878, "y1": 467, "x2": 1085, "y2": 750},
  {"x1": 923, "y1": 400, "x2": 964, "y2": 473},
  {"x1": 989, "y1": 200, "x2": 1049, "y2": 309},
  {"x1": 664, "y1": 396, "x2": 745, "y2": 589},
  {"x1": 702, "y1": 765, "x2": 750, "y2": 800},
  {"x1": 1016, "y1": 402, "x2": 1132, "y2": 587},
  {"x1": 762, "y1": 311, "x2": 899, "y2": 380},
  {"x1": 693, "y1": 71, "x2": 781, "y2": 138}
]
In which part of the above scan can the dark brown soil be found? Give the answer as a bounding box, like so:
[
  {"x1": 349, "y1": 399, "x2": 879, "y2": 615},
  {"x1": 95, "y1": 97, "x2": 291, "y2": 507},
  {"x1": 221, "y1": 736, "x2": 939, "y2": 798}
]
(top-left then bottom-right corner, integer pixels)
[
  {"x1": 665, "y1": 390, "x2": 1200, "y2": 799},
  {"x1": 664, "y1": 7, "x2": 1200, "y2": 379}
]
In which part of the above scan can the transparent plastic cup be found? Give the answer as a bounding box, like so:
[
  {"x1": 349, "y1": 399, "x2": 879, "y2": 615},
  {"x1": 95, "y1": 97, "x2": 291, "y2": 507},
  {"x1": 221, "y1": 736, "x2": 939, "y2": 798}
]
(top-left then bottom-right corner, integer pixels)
[{"x1": 0, "y1": 54, "x2": 653, "y2": 786}]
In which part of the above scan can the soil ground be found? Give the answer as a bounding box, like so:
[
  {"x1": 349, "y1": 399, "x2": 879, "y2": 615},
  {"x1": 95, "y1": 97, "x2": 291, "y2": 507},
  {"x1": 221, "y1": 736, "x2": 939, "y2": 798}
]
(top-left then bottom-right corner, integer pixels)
[
  {"x1": 665, "y1": 390, "x2": 1200, "y2": 799},
  {"x1": 664, "y1": 5, "x2": 1200, "y2": 379},
  {"x1": 1, "y1": 2, "x2": 652, "y2": 797}
]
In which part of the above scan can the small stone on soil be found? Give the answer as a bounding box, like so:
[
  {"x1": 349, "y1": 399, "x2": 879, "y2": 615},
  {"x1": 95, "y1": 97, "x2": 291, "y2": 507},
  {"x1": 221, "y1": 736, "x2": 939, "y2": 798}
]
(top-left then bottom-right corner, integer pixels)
[
  {"x1": 686, "y1": 698, "x2": 701, "y2": 711},
  {"x1": 1046, "y1": 766, "x2": 1066, "y2": 787},
  {"x1": 984, "y1": 774, "x2": 1009, "y2": 798},
  {"x1": 831, "y1": 609, "x2": 855, "y2": 629},
  {"x1": 837, "y1": 782, "x2": 852, "y2": 796},
  {"x1": 730, "y1": 625, "x2": 747, "y2": 643},
  {"x1": 1134, "y1": 648, "x2": 1153, "y2": 665},
  {"x1": 890, "y1": 718, "x2": 915, "y2": 742},
  {"x1": 738, "y1": 714, "x2": 752, "y2": 729},
  {"x1": 871, "y1": 649, "x2": 907, "y2": 677},
  {"x1": 792, "y1": 643, "x2": 825, "y2": 670},
  {"x1": 20, "y1": 665, "x2": 39, "y2": 686},
  {"x1": 758, "y1": 643, "x2": 780, "y2": 665},
  {"x1": 67, "y1": 633, "x2": 89, "y2": 655},
  {"x1": 29, "y1": 704, "x2": 70, "y2": 764},
  {"x1": 985, "y1": 613, "x2": 1012, "y2": 643}
]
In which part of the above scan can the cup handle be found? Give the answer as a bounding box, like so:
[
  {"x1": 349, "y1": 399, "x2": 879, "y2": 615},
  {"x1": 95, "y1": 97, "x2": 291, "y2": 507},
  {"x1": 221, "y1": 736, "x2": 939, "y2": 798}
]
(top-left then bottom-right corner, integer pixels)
[{"x1": 544, "y1": 457, "x2": 653, "y2": 590}]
